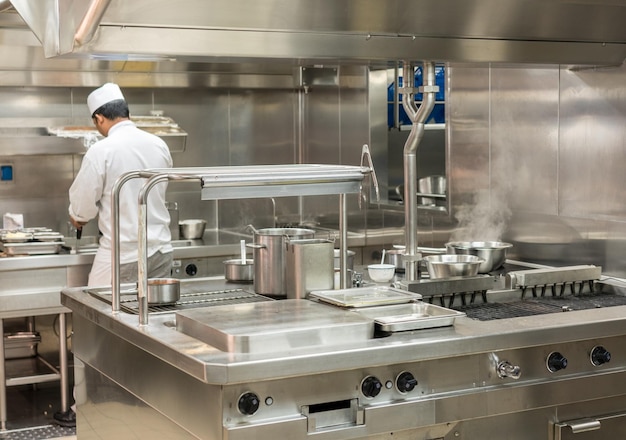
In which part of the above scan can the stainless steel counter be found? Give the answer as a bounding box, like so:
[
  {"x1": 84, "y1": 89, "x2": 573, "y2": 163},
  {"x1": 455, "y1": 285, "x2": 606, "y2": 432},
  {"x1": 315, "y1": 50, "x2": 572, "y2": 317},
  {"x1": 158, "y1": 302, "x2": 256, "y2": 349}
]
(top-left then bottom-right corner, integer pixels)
[{"x1": 61, "y1": 278, "x2": 626, "y2": 385}]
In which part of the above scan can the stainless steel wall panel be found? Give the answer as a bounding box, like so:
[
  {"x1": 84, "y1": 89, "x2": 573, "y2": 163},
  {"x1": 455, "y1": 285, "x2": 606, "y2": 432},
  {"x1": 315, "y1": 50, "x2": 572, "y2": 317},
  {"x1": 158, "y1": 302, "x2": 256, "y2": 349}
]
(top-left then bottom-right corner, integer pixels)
[
  {"x1": 559, "y1": 66, "x2": 626, "y2": 220},
  {"x1": 490, "y1": 66, "x2": 559, "y2": 214}
]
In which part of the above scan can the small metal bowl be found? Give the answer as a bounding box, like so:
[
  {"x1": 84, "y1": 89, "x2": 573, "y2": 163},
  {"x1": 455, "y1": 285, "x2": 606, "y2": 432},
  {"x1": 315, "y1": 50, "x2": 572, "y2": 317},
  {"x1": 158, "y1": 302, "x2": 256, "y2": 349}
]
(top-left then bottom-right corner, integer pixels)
[
  {"x1": 179, "y1": 219, "x2": 207, "y2": 239},
  {"x1": 423, "y1": 254, "x2": 484, "y2": 279}
]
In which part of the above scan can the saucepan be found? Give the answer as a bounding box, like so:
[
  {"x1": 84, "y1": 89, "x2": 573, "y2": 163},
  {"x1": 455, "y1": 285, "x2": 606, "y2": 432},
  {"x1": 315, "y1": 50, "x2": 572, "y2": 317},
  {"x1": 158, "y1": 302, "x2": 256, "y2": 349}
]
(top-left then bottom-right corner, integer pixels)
[{"x1": 146, "y1": 278, "x2": 180, "y2": 304}]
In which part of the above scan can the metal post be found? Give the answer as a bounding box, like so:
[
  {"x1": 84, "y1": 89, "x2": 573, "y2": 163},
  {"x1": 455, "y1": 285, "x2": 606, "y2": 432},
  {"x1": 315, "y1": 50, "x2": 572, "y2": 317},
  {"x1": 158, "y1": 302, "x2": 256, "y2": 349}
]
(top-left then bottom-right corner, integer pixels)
[
  {"x1": 340, "y1": 194, "x2": 348, "y2": 288},
  {"x1": 0, "y1": 318, "x2": 6, "y2": 431},
  {"x1": 58, "y1": 312, "x2": 68, "y2": 412}
]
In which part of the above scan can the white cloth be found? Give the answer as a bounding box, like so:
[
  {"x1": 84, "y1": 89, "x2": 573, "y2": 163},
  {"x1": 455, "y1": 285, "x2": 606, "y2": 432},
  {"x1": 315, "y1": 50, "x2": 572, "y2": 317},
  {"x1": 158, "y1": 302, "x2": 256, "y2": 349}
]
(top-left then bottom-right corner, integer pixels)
[
  {"x1": 68, "y1": 120, "x2": 173, "y2": 287},
  {"x1": 87, "y1": 83, "x2": 125, "y2": 115}
]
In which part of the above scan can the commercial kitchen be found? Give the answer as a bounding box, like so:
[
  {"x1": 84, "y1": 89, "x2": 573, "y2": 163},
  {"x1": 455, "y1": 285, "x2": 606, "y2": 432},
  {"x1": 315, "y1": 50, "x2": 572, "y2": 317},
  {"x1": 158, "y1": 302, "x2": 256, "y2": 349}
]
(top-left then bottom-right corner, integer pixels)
[{"x1": 3, "y1": 1, "x2": 626, "y2": 439}]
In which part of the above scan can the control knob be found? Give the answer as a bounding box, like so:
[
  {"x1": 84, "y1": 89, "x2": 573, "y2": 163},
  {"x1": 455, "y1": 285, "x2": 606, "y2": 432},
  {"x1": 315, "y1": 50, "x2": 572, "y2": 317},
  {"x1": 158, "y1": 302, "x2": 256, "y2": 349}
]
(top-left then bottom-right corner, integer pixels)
[
  {"x1": 591, "y1": 346, "x2": 611, "y2": 366},
  {"x1": 237, "y1": 392, "x2": 260, "y2": 415},
  {"x1": 396, "y1": 371, "x2": 418, "y2": 393},
  {"x1": 361, "y1": 376, "x2": 383, "y2": 398},
  {"x1": 185, "y1": 263, "x2": 198, "y2": 277},
  {"x1": 547, "y1": 352, "x2": 568, "y2": 372}
]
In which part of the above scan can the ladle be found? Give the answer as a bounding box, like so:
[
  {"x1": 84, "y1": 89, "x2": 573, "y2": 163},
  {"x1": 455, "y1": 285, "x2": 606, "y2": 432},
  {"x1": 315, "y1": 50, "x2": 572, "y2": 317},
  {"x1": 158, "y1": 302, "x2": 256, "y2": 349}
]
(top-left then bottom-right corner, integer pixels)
[
  {"x1": 240, "y1": 239, "x2": 247, "y2": 264},
  {"x1": 381, "y1": 249, "x2": 386, "y2": 264}
]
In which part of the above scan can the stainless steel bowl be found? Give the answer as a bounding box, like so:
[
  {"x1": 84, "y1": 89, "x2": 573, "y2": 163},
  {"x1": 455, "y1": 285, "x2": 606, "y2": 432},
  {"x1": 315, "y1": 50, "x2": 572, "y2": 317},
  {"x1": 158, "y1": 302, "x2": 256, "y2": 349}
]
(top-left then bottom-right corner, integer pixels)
[
  {"x1": 146, "y1": 278, "x2": 180, "y2": 304},
  {"x1": 223, "y1": 258, "x2": 254, "y2": 282},
  {"x1": 179, "y1": 219, "x2": 207, "y2": 239},
  {"x1": 423, "y1": 254, "x2": 484, "y2": 279},
  {"x1": 445, "y1": 241, "x2": 513, "y2": 273}
]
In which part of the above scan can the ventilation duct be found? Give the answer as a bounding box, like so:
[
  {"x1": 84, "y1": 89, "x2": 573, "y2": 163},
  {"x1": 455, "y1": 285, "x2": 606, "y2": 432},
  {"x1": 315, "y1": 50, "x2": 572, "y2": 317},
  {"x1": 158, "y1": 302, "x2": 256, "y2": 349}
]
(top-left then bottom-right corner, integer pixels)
[{"x1": 8, "y1": 0, "x2": 626, "y2": 65}]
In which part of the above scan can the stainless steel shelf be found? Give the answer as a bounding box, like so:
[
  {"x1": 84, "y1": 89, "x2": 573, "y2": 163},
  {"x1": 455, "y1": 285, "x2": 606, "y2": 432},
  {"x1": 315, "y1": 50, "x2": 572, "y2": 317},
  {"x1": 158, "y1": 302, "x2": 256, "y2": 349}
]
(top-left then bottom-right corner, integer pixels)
[{"x1": 5, "y1": 356, "x2": 60, "y2": 386}]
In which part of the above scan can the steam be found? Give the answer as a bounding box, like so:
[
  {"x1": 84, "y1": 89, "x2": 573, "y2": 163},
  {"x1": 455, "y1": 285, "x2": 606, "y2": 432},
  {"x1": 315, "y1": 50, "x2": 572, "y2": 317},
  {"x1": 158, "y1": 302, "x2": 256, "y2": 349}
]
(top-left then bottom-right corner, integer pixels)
[
  {"x1": 450, "y1": 146, "x2": 514, "y2": 242},
  {"x1": 451, "y1": 188, "x2": 511, "y2": 242}
]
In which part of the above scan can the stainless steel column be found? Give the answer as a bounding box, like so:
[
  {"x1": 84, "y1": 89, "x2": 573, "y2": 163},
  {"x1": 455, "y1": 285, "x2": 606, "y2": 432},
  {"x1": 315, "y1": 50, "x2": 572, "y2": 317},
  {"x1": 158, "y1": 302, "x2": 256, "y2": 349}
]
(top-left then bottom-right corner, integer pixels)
[
  {"x1": 59, "y1": 312, "x2": 69, "y2": 412},
  {"x1": 0, "y1": 318, "x2": 6, "y2": 431}
]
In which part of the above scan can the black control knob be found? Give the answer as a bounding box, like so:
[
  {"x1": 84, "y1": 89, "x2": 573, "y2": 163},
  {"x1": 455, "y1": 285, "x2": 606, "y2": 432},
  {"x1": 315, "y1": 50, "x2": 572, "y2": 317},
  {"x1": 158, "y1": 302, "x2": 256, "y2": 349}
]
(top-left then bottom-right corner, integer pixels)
[
  {"x1": 361, "y1": 376, "x2": 383, "y2": 398},
  {"x1": 237, "y1": 392, "x2": 260, "y2": 415},
  {"x1": 185, "y1": 263, "x2": 198, "y2": 277},
  {"x1": 547, "y1": 352, "x2": 568, "y2": 372},
  {"x1": 396, "y1": 372, "x2": 418, "y2": 393},
  {"x1": 591, "y1": 346, "x2": 611, "y2": 366}
]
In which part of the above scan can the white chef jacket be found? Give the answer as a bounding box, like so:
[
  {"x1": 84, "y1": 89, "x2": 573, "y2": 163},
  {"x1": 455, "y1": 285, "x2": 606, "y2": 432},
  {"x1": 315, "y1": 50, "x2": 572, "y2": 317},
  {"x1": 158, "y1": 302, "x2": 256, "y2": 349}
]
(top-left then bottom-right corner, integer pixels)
[{"x1": 68, "y1": 120, "x2": 174, "y2": 287}]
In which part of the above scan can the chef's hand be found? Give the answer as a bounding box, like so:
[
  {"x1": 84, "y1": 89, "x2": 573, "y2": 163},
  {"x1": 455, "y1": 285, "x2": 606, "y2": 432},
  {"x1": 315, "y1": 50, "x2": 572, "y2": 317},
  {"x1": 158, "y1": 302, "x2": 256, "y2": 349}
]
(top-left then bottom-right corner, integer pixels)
[{"x1": 69, "y1": 216, "x2": 87, "y2": 230}]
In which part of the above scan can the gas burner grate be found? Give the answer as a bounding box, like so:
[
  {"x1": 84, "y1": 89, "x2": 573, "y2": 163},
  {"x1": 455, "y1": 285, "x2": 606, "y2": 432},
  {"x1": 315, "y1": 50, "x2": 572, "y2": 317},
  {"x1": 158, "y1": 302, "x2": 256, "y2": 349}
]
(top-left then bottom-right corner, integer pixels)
[
  {"x1": 119, "y1": 288, "x2": 272, "y2": 315},
  {"x1": 454, "y1": 293, "x2": 626, "y2": 321}
]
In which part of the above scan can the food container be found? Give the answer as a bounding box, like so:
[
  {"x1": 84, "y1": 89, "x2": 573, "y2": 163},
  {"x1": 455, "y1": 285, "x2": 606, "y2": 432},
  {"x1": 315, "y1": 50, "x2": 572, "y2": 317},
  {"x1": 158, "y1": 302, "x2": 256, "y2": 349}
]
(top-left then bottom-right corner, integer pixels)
[
  {"x1": 286, "y1": 238, "x2": 334, "y2": 299},
  {"x1": 423, "y1": 254, "x2": 484, "y2": 279},
  {"x1": 445, "y1": 241, "x2": 513, "y2": 273},
  {"x1": 418, "y1": 175, "x2": 446, "y2": 206},
  {"x1": 223, "y1": 258, "x2": 254, "y2": 282},
  {"x1": 386, "y1": 249, "x2": 406, "y2": 272},
  {"x1": 351, "y1": 302, "x2": 466, "y2": 332},
  {"x1": 179, "y1": 219, "x2": 207, "y2": 239},
  {"x1": 367, "y1": 264, "x2": 396, "y2": 283},
  {"x1": 248, "y1": 227, "x2": 315, "y2": 296},
  {"x1": 146, "y1": 278, "x2": 180, "y2": 304},
  {"x1": 309, "y1": 286, "x2": 421, "y2": 308},
  {"x1": 4, "y1": 332, "x2": 41, "y2": 359}
]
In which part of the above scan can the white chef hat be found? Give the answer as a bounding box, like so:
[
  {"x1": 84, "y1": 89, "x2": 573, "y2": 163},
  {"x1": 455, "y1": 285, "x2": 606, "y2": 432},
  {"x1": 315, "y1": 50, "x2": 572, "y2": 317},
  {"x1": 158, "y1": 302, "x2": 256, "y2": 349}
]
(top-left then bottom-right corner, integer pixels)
[{"x1": 87, "y1": 83, "x2": 125, "y2": 115}]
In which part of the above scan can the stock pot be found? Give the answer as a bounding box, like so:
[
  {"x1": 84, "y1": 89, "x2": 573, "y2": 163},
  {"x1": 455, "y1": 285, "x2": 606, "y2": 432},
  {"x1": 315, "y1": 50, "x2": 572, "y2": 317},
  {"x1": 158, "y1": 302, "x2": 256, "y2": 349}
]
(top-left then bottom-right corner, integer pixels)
[{"x1": 247, "y1": 226, "x2": 315, "y2": 296}]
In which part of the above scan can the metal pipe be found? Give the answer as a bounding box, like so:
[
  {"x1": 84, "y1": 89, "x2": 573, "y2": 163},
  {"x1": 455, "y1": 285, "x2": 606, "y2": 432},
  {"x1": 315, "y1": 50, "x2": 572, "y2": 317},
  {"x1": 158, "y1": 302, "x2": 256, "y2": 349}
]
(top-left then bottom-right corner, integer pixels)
[
  {"x1": 0, "y1": 318, "x2": 5, "y2": 430},
  {"x1": 111, "y1": 171, "x2": 144, "y2": 312},
  {"x1": 340, "y1": 194, "x2": 348, "y2": 288},
  {"x1": 0, "y1": 0, "x2": 12, "y2": 13},
  {"x1": 138, "y1": 174, "x2": 171, "y2": 326},
  {"x1": 402, "y1": 61, "x2": 438, "y2": 280},
  {"x1": 74, "y1": 0, "x2": 112, "y2": 46},
  {"x1": 59, "y1": 312, "x2": 68, "y2": 412},
  {"x1": 137, "y1": 173, "x2": 202, "y2": 325}
]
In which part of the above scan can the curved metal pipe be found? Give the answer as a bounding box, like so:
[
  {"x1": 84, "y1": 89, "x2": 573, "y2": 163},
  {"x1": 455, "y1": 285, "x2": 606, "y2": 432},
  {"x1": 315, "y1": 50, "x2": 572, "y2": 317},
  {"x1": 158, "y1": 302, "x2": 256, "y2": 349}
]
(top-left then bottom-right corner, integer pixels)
[
  {"x1": 402, "y1": 61, "x2": 437, "y2": 280},
  {"x1": 137, "y1": 174, "x2": 171, "y2": 326},
  {"x1": 0, "y1": 0, "x2": 12, "y2": 13},
  {"x1": 137, "y1": 173, "x2": 202, "y2": 326},
  {"x1": 111, "y1": 171, "x2": 144, "y2": 312},
  {"x1": 74, "y1": 0, "x2": 112, "y2": 46}
]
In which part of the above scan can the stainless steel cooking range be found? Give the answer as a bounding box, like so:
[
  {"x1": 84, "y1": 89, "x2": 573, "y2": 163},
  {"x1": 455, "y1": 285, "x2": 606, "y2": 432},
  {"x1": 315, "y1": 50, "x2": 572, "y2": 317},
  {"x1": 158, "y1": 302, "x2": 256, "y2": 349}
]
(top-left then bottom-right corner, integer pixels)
[{"x1": 62, "y1": 256, "x2": 626, "y2": 440}]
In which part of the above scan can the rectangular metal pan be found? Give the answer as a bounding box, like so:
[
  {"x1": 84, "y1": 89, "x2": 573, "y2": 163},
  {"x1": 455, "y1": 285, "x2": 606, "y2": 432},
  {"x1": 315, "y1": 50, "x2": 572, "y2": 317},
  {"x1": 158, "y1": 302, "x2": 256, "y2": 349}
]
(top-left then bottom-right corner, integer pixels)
[
  {"x1": 309, "y1": 286, "x2": 421, "y2": 308},
  {"x1": 351, "y1": 302, "x2": 465, "y2": 331}
]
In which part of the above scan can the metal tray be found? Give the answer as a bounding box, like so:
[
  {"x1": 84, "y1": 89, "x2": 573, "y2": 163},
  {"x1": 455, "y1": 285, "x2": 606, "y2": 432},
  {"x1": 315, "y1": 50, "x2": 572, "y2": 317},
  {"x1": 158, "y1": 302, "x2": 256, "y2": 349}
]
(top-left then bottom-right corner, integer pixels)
[
  {"x1": 4, "y1": 332, "x2": 41, "y2": 359},
  {"x1": 351, "y1": 302, "x2": 465, "y2": 331},
  {"x1": 2, "y1": 241, "x2": 64, "y2": 255},
  {"x1": 309, "y1": 286, "x2": 422, "y2": 308}
]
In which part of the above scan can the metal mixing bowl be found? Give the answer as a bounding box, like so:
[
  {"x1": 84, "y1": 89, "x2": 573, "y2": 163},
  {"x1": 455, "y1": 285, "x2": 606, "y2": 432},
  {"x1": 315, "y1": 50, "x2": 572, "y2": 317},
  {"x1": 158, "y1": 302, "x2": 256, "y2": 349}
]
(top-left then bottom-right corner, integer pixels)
[
  {"x1": 423, "y1": 254, "x2": 484, "y2": 279},
  {"x1": 179, "y1": 219, "x2": 207, "y2": 239},
  {"x1": 445, "y1": 241, "x2": 512, "y2": 273}
]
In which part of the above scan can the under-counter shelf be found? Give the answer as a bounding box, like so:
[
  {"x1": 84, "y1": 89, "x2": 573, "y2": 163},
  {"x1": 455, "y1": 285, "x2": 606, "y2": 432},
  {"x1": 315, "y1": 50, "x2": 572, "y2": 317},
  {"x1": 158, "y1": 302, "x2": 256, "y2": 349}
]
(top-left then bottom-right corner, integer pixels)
[{"x1": 5, "y1": 355, "x2": 61, "y2": 386}]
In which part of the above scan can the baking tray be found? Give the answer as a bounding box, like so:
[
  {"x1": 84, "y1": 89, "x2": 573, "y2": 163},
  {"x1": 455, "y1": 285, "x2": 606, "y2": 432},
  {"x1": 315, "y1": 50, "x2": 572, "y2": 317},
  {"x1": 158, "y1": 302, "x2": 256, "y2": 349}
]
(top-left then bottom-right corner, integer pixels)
[
  {"x1": 2, "y1": 241, "x2": 64, "y2": 255},
  {"x1": 309, "y1": 286, "x2": 422, "y2": 308},
  {"x1": 351, "y1": 302, "x2": 465, "y2": 331}
]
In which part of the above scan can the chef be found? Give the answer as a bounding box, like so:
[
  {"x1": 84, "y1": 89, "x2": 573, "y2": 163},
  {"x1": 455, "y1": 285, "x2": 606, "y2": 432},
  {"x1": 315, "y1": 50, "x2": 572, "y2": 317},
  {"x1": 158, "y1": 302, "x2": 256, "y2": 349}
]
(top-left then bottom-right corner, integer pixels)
[{"x1": 68, "y1": 83, "x2": 174, "y2": 287}]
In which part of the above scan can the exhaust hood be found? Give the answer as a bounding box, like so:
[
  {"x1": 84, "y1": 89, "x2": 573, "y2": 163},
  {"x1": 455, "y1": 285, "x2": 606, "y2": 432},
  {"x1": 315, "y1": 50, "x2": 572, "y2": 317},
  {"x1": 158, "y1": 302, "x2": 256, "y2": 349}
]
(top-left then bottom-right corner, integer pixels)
[{"x1": 7, "y1": 0, "x2": 626, "y2": 66}]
